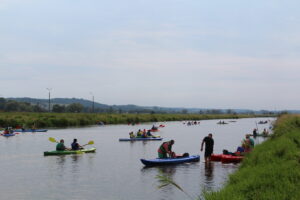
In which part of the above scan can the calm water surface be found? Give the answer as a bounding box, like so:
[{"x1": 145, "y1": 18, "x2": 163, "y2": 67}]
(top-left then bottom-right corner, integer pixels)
[{"x1": 0, "y1": 117, "x2": 274, "y2": 200}]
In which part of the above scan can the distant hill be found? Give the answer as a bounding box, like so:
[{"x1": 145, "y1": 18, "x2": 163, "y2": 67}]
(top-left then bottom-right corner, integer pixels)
[{"x1": 7, "y1": 97, "x2": 299, "y2": 114}]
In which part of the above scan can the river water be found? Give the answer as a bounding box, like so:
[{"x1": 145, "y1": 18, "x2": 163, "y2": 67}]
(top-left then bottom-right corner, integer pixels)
[{"x1": 0, "y1": 117, "x2": 273, "y2": 200}]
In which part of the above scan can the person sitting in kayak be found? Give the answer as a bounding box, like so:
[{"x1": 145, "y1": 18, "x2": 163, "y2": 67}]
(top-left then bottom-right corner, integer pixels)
[
  {"x1": 171, "y1": 152, "x2": 189, "y2": 158},
  {"x1": 129, "y1": 131, "x2": 136, "y2": 138},
  {"x1": 152, "y1": 125, "x2": 158, "y2": 130},
  {"x1": 158, "y1": 140, "x2": 175, "y2": 158},
  {"x1": 262, "y1": 128, "x2": 269, "y2": 136},
  {"x1": 136, "y1": 129, "x2": 142, "y2": 137},
  {"x1": 56, "y1": 139, "x2": 71, "y2": 151},
  {"x1": 3, "y1": 127, "x2": 9, "y2": 134},
  {"x1": 146, "y1": 130, "x2": 153, "y2": 137},
  {"x1": 142, "y1": 129, "x2": 148, "y2": 138},
  {"x1": 71, "y1": 138, "x2": 83, "y2": 150}
]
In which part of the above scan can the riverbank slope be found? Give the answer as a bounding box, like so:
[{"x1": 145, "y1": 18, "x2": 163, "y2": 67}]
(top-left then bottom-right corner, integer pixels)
[
  {"x1": 0, "y1": 112, "x2": 274, "y2": 128},
  {"x1": 205, "y1": 114, "x2": 300, "y2": 200}
]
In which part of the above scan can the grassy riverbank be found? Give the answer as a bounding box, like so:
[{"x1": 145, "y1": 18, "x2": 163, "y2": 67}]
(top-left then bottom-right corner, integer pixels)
[
  {"x1": 0, "y1": 112, "x2": 274, "y2": 128},
  {"x1": 204, "y1": 114, "x2": 300, "y2": 200}
]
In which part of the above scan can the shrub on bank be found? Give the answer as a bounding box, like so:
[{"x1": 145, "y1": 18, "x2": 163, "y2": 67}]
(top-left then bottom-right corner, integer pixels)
[{"x1": 0, "y1": 112, "x2": 274, "y2": 128}]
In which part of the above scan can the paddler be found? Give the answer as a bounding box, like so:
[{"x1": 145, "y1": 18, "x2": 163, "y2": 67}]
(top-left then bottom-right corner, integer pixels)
[
  {"x1": 157, "y1": 140, "x2": 175, "y2": 158},
  {"x1": 56, "y1": 139, "x2": 71, "y2": 151},
  {"x1": 71, "y1": 138, "x2": 83, "y2": 150}
]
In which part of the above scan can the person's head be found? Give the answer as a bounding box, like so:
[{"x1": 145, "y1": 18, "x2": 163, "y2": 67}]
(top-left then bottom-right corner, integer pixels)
[
  {"x1": 169, "y1": 140, "x2": 175, "y2": 145},
  {"x1": 208, "y1": 133, "x2": 213, "y2": 138},
  {"x1": 73, "y1": 139, "x2": 77, "y2": 143},
  {"x1": 246, "y1": 134, "x2": 250, "y2": 139},
  {"x1": 60, "y1": 139, "x2": 64, "y2": 143}
]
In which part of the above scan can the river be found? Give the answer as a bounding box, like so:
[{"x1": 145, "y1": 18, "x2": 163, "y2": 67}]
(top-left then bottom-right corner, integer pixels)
[{"x1": 0, "y1": 117, "x2": 274, "y2": 200}]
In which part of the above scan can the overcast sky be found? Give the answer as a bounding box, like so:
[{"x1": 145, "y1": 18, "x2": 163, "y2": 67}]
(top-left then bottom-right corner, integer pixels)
[{"x1": 0, "y1": 0, "x2": 299, "y2": 110}]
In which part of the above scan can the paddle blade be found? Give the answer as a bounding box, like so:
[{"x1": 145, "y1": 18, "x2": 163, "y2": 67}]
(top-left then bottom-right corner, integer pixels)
[
  {"x1": 49, "y1": 137, "x2": 57, "y2": 143},
  {"x1": 87, "y1": 140, "x2": 94, "y2": 145}
]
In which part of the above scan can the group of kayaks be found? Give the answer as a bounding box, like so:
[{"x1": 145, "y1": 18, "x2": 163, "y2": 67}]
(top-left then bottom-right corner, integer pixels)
[{"x1": 119, "y1": 137, "x2": 163, "y2": 141}]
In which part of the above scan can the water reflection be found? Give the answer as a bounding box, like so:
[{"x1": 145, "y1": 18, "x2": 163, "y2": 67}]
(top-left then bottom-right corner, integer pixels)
[
  {"x1": 56, "y1": 156, "x2": 66, "y2": 165},
  {"x1": 204, "y1": 162, "x2": 214, "y2": 180}
]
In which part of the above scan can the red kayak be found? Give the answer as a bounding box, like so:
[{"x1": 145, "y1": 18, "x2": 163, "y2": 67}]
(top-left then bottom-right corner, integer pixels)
[
  {"x1": 221, "y1": 155, "x2": 243, "y2": 163},
  {"x1": 211, "y1": 154, "x2": 243, "y2": 163},
  {"x1": 211, "y1": 154, "x2": 223, "y2": 161}
]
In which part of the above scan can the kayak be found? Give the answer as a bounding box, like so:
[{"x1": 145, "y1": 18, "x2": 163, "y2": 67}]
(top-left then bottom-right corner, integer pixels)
[
  {"x1": 14, "y1": 129, "x2": 48, "y2": 132},
  {"x1": 211, "y1": 154, "x2": 223, "y2": 161},
  {"x1": 44, "y1": 148, "x2": 96, "y2": 156},
  {"x1": 221, "y1": 155, "x2": 243, "y2": 163},
  {"x1": 211, "y1": 154, "x2": 243, "y2": 163},
  {"x1": 140, "y1": 155, "x2": 200, "y2": 166},
  {"x1": 1, "y1": 133, "x2": 15, "y2": 137},
  {"x1": 119, "y1": 137, "x2": 162, "y2": 141}
]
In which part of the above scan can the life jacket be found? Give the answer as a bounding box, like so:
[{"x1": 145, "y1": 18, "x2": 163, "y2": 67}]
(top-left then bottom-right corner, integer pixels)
[{"x1": 158, "y1": 142, "x2": 171, "y2": 154}]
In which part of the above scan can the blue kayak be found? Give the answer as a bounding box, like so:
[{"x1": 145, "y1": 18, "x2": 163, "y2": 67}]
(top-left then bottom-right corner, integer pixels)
[
  {"x1": 13, "y1": 129, "x2": 48, "y2": 132},
  {"x1": 1, "y1": 133, "x2": 15, "y2": 137},
  {"x1": 119, "y1": 137, "x2": 162, "y2": 141},
  {"x1": 141, "y1": 155, "x2": 200, "y2": 166}
]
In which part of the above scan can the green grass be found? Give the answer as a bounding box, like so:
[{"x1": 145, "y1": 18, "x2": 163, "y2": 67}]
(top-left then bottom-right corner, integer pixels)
[
  {"x1": 204, "y1": 114, "x2": 300, "y2": 200},
  {"x1": 0, "y1": 112, "x2": 274, "y2": 128}
]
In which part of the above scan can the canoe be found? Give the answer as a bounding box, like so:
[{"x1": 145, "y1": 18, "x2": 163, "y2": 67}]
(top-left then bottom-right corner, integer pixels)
[
  {"x1": 44, "y1": 148, "x2": 96, "y2": 156},
  {"x1": 14, "y1": 129, "x2": 48, "y2": 132},
  {"x1": 119, "y1": 137, "x2": 162, "y2": 141},
  {"x1": 140, "y1": 155, "x2": 200, "y2": 166},
  {"x1": 221, "y1": 155, "x2": 243, "y2": 163},
  {"x1": 1, "y1": 133, "x2": 15, "y2": 137},
  {"x1": 211, "y1": 154, "x2": 223, "y2": 161}
]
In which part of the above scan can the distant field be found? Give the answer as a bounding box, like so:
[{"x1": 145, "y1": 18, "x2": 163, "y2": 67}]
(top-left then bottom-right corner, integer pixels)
[{"x1": 0, "y1": 112, "x2": 275, "y2": 128}]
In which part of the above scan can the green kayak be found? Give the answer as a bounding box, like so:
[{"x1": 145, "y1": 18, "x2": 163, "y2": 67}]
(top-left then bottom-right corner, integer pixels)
[{"x1": 44, "y1": 148, "x2": 96, "y2": 156}]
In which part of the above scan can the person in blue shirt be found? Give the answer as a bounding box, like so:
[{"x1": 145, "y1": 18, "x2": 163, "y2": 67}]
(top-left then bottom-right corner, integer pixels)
[{"x1": 71, "y1": 139, "x2": 83, "y2": 150}]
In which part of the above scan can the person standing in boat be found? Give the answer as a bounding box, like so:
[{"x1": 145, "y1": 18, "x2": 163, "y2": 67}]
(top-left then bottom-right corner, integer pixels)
[
  {"x1": 201, "y1": 133, "x2": 214, "y2": 162},
  {"x1": 253, "y1": 128, "x2": 257, "y2": 137},
  {"x1": 158, "y1": 140, "x2": 175, "y2": 158}
]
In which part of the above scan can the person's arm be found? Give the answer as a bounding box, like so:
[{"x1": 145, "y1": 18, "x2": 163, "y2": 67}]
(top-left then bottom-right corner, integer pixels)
[{"x1": 200, "y1": 139, "x2": 205, "y2": 151}]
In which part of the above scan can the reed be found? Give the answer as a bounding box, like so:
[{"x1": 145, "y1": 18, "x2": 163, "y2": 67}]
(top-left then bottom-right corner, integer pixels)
[{"x1": 0, "y1": 112, "x2": 274, "y2": 128}]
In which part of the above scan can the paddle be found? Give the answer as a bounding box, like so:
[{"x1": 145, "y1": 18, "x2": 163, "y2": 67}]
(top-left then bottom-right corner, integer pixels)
[
  {"x1": 255, "y1": 121, "x2": 259, "y2": 133},
  {"x1": 49, "y1": 137, "x2": 58, "y2": 143},
  {"x1": 82, "y1": 140, "x2": 94, "y2": 146}
]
